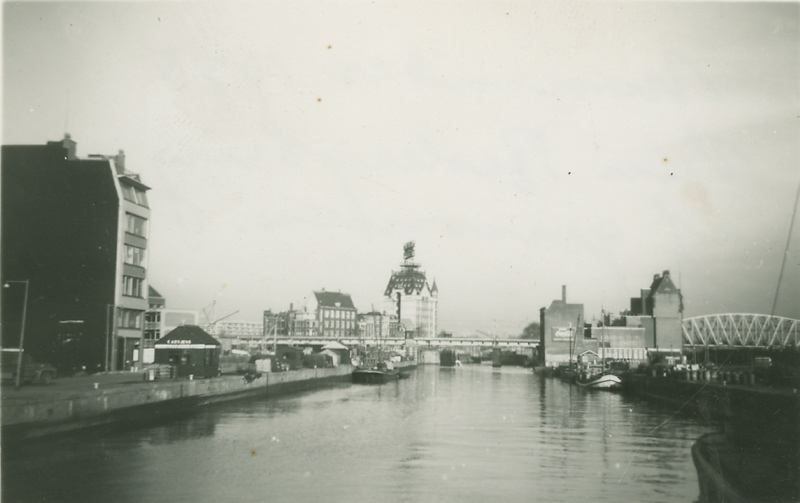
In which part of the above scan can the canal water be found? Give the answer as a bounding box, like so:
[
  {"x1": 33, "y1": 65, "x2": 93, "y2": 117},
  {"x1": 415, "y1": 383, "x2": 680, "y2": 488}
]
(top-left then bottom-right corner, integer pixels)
[{"x1": 4, "y1": 365, "x2": 713, "y2": 502}]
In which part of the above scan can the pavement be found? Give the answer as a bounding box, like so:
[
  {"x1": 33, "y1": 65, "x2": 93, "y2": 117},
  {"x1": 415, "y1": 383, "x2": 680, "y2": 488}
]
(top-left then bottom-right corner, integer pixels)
[{"x1": 1, "y1": 371, "x2": 152, "y2": 403}]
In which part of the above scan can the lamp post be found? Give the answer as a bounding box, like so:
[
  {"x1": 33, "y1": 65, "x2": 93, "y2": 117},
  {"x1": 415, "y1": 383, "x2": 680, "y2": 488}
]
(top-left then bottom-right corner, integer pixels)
[{"x1": 4, "y1": 280, "x2": 30, "y2": 388}]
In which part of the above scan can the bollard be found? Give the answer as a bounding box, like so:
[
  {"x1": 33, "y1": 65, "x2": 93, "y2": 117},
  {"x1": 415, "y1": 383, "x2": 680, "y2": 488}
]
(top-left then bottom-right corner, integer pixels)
[
  {"x1": 189, "y1": 374, "x2": 194, "y2": 381},
  {"x1": 748, "y1": 373, "x2": 756, "y2": 386},
  {"x1": 93, "y1": 382, "x2": 99, "y2": 390}
]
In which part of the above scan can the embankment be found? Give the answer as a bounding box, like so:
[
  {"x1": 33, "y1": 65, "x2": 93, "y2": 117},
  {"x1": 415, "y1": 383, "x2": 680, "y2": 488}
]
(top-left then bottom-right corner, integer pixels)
[{"x1": 3, "y1": 366, "x2": 354, "y2": 441}]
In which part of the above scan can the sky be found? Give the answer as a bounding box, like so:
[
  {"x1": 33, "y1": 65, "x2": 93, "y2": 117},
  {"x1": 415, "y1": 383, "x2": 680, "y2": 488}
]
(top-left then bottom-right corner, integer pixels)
[{"x1": 3, "y1": 1, "x2": 799, "y2": 336}]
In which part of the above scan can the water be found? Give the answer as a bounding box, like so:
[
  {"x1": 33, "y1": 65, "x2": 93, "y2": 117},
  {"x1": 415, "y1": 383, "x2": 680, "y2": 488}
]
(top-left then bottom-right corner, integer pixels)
[{"x1": 3, "y1": 365, "x2": 712, "y2": 502}]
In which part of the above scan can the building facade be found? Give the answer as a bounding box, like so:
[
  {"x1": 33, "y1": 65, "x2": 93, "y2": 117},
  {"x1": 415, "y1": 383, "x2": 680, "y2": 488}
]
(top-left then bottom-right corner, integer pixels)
[
  {"x1": 2, "y1": 135, "x2": 151, "y2": 372},
  {"x1": 310, "y1": 290, "x2": 357, "y2": 339},
  {"x1": 210, "y1": 320, "x2": 265, "y2": 352},
  {"x1": 539, "y1": 271, "x2": 684, "y2": 368},
  {"x1": 358, "y1": 311, "x2": 402, "y2": 341},
  {"x1": 539, "y1": 285, "x2": 647, "y2": 368},
  {"x1": 539, "y1": 286, "x2": 587, "y2": 367},
  {"x1": 627, "y1": 269, "x2": 684, "y2": 352},
  {"x1": 383, "y1": 242, "x2": 438, "y2": 338}
]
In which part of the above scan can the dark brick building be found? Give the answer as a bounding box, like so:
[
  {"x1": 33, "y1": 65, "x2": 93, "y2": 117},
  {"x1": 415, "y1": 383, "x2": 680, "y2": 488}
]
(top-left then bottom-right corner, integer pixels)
[{"x1": 2, "y1": 135, "x2": 151, "y2": 373}]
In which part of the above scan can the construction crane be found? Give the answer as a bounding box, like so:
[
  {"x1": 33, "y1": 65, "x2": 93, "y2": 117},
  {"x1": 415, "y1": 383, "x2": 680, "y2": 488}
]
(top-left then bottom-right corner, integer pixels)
[{"x1": 205, "y1": 309, "x2": 240, "y2": 334}]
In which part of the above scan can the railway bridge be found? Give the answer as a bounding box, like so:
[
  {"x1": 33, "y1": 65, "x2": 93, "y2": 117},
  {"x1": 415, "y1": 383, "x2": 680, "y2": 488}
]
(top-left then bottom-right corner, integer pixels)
[{"x1": 682, "y1": 313, "x2": 800, "y2": 349}]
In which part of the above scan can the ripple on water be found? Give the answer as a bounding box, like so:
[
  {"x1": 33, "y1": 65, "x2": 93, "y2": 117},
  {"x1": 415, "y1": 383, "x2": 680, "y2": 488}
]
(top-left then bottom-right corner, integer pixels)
[{"x1": 3, "y1": 366, "x2": 712, "y2": 503}]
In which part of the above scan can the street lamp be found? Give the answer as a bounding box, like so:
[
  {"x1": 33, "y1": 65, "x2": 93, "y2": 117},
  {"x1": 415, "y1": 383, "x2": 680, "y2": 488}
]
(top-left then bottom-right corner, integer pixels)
[{"x1": 4, "y1": 280, "x2": 30, "y2": 388}]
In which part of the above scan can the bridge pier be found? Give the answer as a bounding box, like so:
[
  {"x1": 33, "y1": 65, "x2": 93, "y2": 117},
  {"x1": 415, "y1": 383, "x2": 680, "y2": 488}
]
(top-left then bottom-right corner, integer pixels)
[{"x1": 492, "y1": 348, "x2": 501, "y2": 368}]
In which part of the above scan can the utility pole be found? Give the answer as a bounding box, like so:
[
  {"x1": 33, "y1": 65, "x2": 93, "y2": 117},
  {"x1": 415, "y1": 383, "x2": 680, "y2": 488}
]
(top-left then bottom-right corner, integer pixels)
[{"x1": 4, "y1": 280, "x2": 29, "y2": 388}]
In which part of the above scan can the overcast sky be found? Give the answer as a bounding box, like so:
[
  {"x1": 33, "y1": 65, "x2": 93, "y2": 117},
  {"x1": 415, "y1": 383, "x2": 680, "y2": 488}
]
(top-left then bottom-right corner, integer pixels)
[{"x1": 3, "y1": 1, "x2": 799, "y2": 336}]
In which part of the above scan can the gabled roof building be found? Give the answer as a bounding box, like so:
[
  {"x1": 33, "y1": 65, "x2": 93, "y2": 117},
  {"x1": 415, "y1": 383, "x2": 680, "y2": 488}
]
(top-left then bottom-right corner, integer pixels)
[
  {"x1": 628, "y1": 269, "x2": 683, "y2": 350},
  {"x1": 310, "y1": 290, "x2": 357, "y2": 339}
]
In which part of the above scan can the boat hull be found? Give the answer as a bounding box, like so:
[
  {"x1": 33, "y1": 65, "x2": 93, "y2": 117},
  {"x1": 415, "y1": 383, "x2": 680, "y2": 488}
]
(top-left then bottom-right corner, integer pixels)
[
  {"x1": 352, "y1": 368, "x2": 400, "y2": 384},
  {"x1": 576, "y1": 373, "x2": 622, "y2": 389},
  {"x1": 692, "y1": 432, "x2": 799, "y2": 502}
]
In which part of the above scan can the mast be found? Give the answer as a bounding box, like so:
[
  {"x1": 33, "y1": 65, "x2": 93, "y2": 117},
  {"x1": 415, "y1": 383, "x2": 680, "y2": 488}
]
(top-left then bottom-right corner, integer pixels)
[
  {"x1": 569, "y1": 316, "x2": 580, "y2": 368},
  {"x1": 601, "y1": 308, "x2": 606, "y2": 369}
]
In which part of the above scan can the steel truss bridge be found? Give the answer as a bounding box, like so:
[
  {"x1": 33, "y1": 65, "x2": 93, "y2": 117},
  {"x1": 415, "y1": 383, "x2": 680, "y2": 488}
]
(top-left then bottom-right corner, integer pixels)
[
  {"x1": 274, "y1": 337, "x2": 538, "y2": 350},
  {"x1": 682, "y1": 313, "x2": 800, "y2": 349}
]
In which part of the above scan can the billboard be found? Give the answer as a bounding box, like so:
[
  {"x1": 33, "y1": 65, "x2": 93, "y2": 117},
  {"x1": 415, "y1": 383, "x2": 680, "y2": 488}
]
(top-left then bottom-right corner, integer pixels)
[{"x1": 552, "y1": 327, "x2": 574, "y2": 341}]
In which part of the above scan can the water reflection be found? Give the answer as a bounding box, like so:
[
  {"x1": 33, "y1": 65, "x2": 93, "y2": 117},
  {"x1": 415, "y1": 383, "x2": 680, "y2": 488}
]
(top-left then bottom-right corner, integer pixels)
[{"x1": 4, "y1": 365, "x2": 713, "y2": 503}]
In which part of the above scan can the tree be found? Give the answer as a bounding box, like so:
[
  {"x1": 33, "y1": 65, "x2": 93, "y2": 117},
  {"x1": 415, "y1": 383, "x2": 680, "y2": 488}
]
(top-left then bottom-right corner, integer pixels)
[{"x1": 520, "y1": 322, "x2": 540, "y2": 339}]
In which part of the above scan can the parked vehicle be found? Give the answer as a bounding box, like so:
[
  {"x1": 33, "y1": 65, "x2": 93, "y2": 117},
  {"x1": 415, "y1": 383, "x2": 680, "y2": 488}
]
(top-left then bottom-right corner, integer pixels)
[{"x1": 1, "y1": 348, "x2": 57, "y2": 385}]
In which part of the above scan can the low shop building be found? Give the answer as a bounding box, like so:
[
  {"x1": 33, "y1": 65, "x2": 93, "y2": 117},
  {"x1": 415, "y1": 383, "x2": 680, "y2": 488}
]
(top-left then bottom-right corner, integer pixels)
[{"x1": 153, "y1": 325, "x2": 221, "y2": 378}]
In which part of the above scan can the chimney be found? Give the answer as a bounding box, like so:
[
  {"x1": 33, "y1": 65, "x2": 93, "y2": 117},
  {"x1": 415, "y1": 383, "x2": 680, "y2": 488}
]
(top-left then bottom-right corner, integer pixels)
[
  {"x1": 114, "y1": 149, "x2": 126, "y2": 174},
  {"x1": 562, "y1": 285, "x2": 567, "y2": 303},
  {"x1": 663, "y1": 270, "x2": 670, "y2": 277}
]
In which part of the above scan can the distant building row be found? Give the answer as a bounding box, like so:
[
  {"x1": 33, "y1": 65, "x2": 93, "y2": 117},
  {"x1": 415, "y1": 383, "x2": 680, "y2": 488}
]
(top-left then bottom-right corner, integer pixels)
[{"x1": 539, "y1": 270, "x2": 683, "y2": 368}]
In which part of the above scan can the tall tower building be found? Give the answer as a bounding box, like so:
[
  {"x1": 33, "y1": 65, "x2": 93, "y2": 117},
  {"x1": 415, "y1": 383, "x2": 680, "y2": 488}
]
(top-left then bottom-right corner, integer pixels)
[
  {"x1": 1, "y1": 135, "x2": 151, "y2": 372},
  {"x1": 383, "y1": 242, "x2": 438, "y2": 338}
]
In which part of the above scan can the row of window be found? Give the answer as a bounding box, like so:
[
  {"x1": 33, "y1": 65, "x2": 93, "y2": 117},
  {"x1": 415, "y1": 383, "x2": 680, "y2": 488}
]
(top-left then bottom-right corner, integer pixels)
[
  {"x1": 125, "y1": 244, "x2": 146, "y2": 267},
  {"x1": 322, "y1": 309, "x2": 355, "y2": 320},
  {"x1": 126, "y1": 213, "x2": 147, "y2": 237},
  {"x1": 324, "y1": 320, "x2": 354, "y2": 329},
  {"x1": 118, "y1": 309, "x2": 142, "y2": 329},
  {"x1": 123, "y1": 276, "x2": 143, "y2": 298}
]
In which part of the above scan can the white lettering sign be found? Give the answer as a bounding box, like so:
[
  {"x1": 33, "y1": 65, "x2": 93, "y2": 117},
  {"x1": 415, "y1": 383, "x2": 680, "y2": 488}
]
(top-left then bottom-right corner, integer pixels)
[{"x1": 552, "y1": 328, "x2": 573, "y2": 341}]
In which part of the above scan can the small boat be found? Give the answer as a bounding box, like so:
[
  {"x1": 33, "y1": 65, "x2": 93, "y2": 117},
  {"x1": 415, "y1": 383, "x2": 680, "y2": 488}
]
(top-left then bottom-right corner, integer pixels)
[
  {"x1": 575, "y1": 371, "x2": 622, "y2": 389},
  {"x1": 575, "y1": 311, "x2": 623, "y2": 390},
  {"x1": 352, "y1": 362, "x2": 400, "y2": 384},
  {"x1": 559, "y1": 366, "x2": 578, "y2": 384},
  {"x1": 440, "y1": 349, "x2": 457, "y2": 367}
]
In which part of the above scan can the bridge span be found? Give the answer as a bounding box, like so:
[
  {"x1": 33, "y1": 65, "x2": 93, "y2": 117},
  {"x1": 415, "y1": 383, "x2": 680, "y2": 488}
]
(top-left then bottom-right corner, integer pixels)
[
  {"x1": 272, "y1": 336, "x2": 538, "y2": 350},
  {"x1": 682, "y1": 313, "x2": 800, "y2": 349}
]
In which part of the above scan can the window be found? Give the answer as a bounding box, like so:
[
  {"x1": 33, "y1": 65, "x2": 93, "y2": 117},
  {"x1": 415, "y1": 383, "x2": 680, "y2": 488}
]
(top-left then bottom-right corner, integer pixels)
[
  {"x1": 125, "y1": 245, "x2": 146, "y2": 266},
  {"x1": 126, "y1": 213, "x2": 147, "y2": 237},
  {"x1": 122, "y1": 185, "x2": 136, "y2": 203},
  {"x1": 135, "y1": 189, "x2": 148, "y2": 207},
  {"x1": 123, "y1": 276, "x2": 143, "y2": 297},
  {"x1": 122, "y1": 185, "x2": 149, "y2": 208},
  {"x1": 118, "y1": 309, "x2": 142, "y2": 329}
]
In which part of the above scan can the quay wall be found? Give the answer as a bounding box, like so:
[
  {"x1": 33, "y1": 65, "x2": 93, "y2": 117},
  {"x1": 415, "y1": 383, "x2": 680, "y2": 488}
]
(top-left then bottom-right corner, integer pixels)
[
  {"x1": 624, "y1": 373, "x2": 800, "y2": 444},
  {"x1": 2, "y1": 366, "x2": 356, "y2": 440}
]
